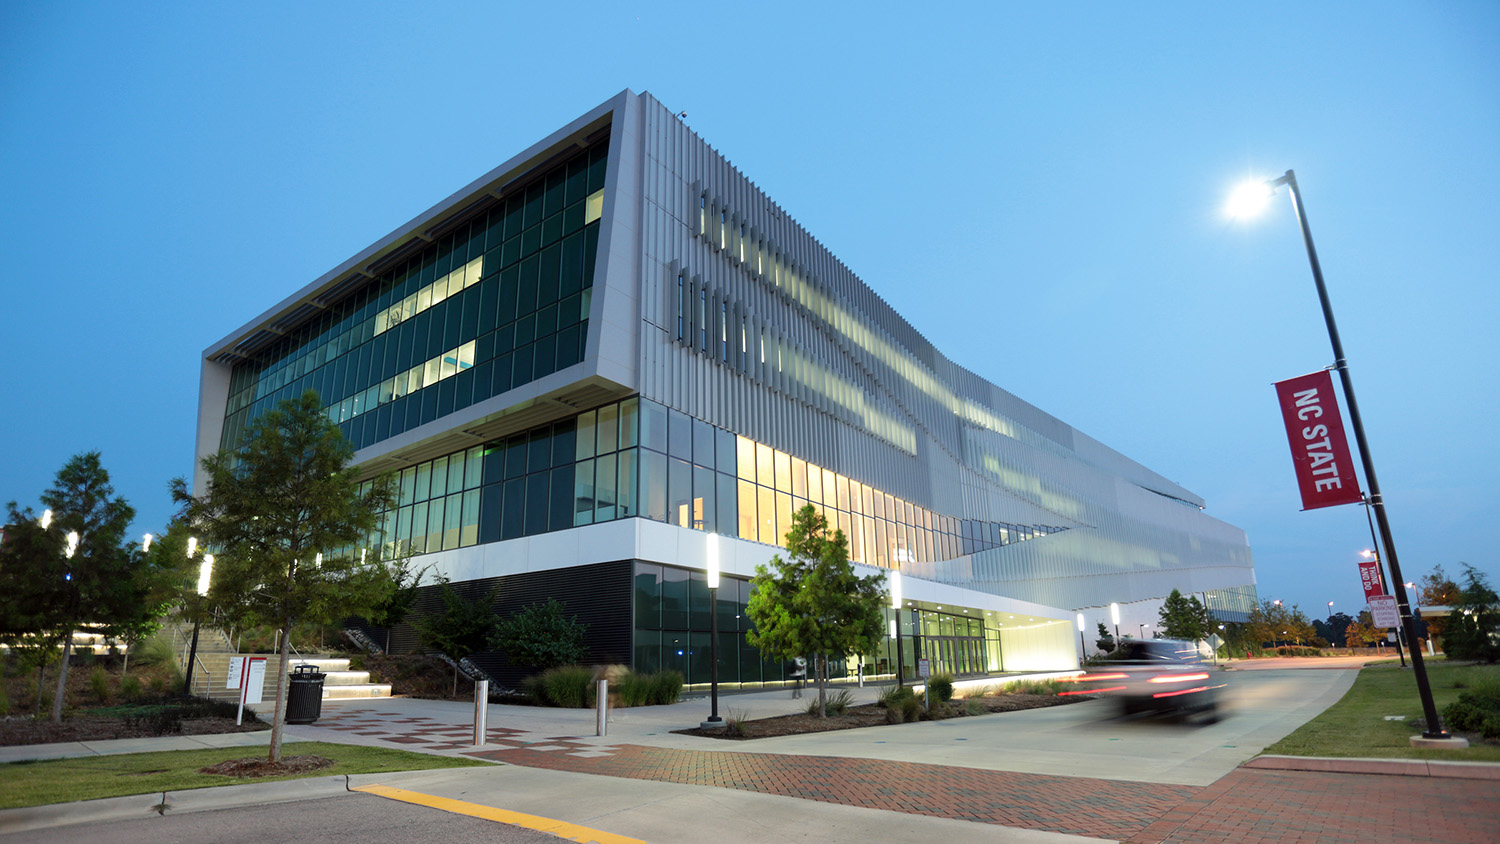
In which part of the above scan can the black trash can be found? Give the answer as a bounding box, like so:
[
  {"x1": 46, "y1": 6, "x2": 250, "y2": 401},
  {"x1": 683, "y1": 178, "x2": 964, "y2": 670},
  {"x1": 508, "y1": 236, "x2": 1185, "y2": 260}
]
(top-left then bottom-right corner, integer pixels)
[{"x1": 285, "y1": 664, "x2": 326, "y2": 724}]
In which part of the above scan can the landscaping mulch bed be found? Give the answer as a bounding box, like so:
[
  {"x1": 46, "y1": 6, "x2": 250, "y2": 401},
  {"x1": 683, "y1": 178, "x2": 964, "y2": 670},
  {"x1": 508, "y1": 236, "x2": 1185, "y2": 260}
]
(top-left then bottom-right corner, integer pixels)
[
  {"x1": 199, "y1": 755, "x2": 333, "y2": 778},
  {"x1": 0, "y1": 714, "x2": 265, "y2": 746},
  {"x1": 677, "y1": 693, "x2": 1086, "y2": 740}
]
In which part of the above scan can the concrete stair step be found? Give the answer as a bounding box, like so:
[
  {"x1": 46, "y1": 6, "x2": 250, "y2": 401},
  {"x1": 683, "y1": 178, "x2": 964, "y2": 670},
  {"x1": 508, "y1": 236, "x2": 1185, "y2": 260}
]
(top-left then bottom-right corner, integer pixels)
[{"x1": 323, "y1": 684, "x2": 392, "y2": 699}]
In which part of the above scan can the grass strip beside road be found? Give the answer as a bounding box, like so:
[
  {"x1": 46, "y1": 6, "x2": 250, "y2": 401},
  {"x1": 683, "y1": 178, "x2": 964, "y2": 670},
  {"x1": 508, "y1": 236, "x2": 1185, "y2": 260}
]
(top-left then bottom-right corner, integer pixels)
[
  {"x1": 1267, "y1": 659, "x2": 1500, "y2": 761},
  {"x1": 0, "y1": 742, "x2": 492, "y2": 810}
]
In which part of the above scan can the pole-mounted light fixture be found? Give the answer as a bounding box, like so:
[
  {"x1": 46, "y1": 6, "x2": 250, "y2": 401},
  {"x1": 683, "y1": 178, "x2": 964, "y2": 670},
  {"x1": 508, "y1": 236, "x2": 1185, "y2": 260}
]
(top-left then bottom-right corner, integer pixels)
[
  {"x1": 701, "y1": 533, "x2": 722, "y2": 729},
  {"x1": 1232, "y1": 168, "x2": 1449, "y2": 742}
]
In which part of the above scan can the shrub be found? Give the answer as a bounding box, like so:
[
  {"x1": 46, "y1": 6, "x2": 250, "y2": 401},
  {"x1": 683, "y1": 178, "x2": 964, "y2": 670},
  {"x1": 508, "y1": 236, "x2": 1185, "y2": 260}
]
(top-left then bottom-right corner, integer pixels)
[
  {"x1": 648, "y1": 670, "x2": 683, "y2": 705},
  {"x1": 615, "y1": 670, "x2": 653, "y2": 708},
  {"x1": 537, "y1": 665, "x2": 595, "y2": 708},
  {"x1": 927, "y1": 673, "x2": 954, "y2": 703},
  {"x1": 806, "y1": 689, "x2": 854, "y2": 716},
  {"x1": 724, "y1": 708, "x2": 748, "y2": 737},
  {"x1": 1002, "y1": 679, "x2": 1064, "y2": 696},
  {"x1": 1443, "y1": 676, "x2": 1500, "y2": 734},
  {"x1": 878, "y1": 684, "x2": 911, "y2": 708},
  {"x1": 119, "y1": 674, "x2": 143, "y2": 700},
  {"x1": 89, "y1": 666, "x2": 111, "y2": 704},
  {"x1": 964, "y1": 698, "x2": 987, "y2": 716},
  {"x1": 520, "y1": 673, "x2": 545, "y2": 703},
  {"x1": 1483, "y1": 714, "x2": 1500, "y2": 740},
  {"x1": 959, "y1": 684, "x2": 996, "y2": 699},
  {"x1": 904, "y1": 692, "x2": 925, "y2": 722},
  {"x1": 132, "y1": 635, "x2": 176, "y2": 668},
  {"x1": 826, "y1": 688, "x2": 853, "y2": 715},
  {"x1": 0, "y1": 684, "x2": 9, "y2": 718}
]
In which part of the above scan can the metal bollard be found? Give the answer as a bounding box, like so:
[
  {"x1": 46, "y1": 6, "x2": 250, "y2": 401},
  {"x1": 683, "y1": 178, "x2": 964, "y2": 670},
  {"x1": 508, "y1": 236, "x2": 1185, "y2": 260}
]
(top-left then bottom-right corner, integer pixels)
[
  {"x1": 473, "y1": 680, "x2": 489, "y2": 746},
  {"x1": 596, "y1": 679, "x2": 608, "y2": 737}
]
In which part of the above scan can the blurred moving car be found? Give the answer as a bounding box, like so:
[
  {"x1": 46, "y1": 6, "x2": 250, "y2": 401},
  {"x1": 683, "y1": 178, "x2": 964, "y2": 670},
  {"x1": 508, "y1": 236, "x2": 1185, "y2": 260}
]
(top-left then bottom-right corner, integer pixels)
[{"x1": 1063, "y1": 638, "x2": 1227, "y2": 717}]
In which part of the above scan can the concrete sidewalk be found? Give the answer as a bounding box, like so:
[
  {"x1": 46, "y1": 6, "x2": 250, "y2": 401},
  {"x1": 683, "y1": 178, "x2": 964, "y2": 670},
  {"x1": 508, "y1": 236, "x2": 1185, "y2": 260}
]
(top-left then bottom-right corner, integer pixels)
[{"x1": 4, "y1": 669, "x2": 1498, "y2": 843}]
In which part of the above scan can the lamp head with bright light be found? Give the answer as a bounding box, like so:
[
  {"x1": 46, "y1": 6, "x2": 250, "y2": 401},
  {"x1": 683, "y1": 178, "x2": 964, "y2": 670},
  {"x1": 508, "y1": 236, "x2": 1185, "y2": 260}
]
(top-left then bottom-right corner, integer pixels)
[
  {"x1": 64, "y1": 531, "x2": 79, "y2": 559},
  {"x1": 1109, "y1": 602, "x2": 1120, "y2": 626},
  {"x1": 39, "y1": 509, "x2": 53, "y2": 530},
  {"x1": 186, "y1": 536, "x2": 198, "y2": 558},
  {"x1": 142, "y1": 533, "x2": 153, "y2": 553},
  {"x1": 705, "y1": 533, "x2": 720, "y2": 590},
  {"x1": 197, "y1": 554, "x2": 214, "y2": 596},
  {"x1": 1226, "y1": 178, "x2": 1277, "y2": 219}
]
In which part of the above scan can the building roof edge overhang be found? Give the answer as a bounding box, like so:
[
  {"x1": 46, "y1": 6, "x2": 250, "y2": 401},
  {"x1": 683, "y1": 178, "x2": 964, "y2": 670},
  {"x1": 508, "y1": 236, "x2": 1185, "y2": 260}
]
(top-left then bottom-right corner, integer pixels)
[{"x1": 202, "y1": 89, "x2": 636, "y2": 366}]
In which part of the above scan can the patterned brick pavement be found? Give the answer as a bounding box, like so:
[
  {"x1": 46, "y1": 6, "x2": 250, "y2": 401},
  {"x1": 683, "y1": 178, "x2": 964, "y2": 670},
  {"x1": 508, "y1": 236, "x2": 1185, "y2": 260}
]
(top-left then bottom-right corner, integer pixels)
[
  {"x1": 314, "y1": 709, "x2": 1500, "y2": 842},
  {"x1": 470, "y1": 743, "x2": 1197, "y2": 840},
  {"x1": 1128, "y1": 767, "x2": 1500, "y2": 844}
]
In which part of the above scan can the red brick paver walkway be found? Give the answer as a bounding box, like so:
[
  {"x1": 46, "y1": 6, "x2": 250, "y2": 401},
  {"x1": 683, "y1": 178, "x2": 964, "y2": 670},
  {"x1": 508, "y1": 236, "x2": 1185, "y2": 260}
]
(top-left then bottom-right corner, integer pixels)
[
  {"x1": 1129, "y1": 767, "x2": 1500, "y2": 844},
  {"x1": 471, "y1": 743, "x2": 1500, "y2": 843},
  {"x1": 470, "y1": 743, "x2": 1196, "y2": 840}
]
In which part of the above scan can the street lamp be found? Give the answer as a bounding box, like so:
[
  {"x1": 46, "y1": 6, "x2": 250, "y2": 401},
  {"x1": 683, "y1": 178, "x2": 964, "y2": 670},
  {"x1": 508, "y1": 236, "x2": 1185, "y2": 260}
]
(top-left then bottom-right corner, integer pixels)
[
  {"x1": 700, "y1": 533, "x2": 722, "y2": 729},
  {"x1": 891, "y1": 571, "x2": 905, "y2": 688},
  {"x1": 183, "y1": 539, "x2": 212, "y2": 697},
  {"x1": 1235, "y1": 169, "x2": 1448, "y2": 741},
  {"x1": 1076, "y1": 613, "x2": 1087, "y2": 661}
]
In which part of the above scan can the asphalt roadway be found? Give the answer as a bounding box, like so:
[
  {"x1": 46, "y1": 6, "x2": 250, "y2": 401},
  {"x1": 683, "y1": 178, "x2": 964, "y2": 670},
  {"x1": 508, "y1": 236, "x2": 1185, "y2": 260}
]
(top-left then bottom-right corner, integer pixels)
[{"x1": 4, "y1": 657, "x2": 1489, "y2": 844}]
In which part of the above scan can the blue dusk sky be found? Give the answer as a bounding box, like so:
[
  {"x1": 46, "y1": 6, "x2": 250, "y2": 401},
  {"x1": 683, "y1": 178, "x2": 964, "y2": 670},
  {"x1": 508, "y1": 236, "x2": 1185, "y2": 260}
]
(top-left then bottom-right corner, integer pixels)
[{"x1": 2, "y1": 2, "x2": 1496, "y2": 619}]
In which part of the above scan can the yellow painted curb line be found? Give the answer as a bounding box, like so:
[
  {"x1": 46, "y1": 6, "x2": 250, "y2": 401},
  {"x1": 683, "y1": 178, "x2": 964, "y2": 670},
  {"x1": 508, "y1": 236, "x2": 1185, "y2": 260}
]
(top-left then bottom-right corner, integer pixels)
[{"x1": 352, "y1": 783, "x2": 644, "y2": 844}]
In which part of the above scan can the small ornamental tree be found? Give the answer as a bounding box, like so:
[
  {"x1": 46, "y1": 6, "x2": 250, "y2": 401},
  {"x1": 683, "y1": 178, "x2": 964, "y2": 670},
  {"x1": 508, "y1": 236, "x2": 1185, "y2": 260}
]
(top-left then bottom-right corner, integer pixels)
[
  {"x1": 414, "y1": 579, "x2": 499, "y2": 696},
  {"x1": 1343, "y1": 611, "x2": 1385, "y2": 648},
  {"x1": 174, "y1": 390, "x2": 399, "y2": 763},
  {"x1": 1157, "y1": 589, "x2": 1211, "y2": 642},
  {"x1": 367, "y1": 558, "x2": 430, "y2": 653},
  {"x1": 1095, "y1": 622, "x2": 1115, "y2": 654},
  {"x1": 491, "y1": 598, "x2": 588, "y2": 670},
  {"x1": 746, "y1": 505, "x2": 887, "y2": 717}
]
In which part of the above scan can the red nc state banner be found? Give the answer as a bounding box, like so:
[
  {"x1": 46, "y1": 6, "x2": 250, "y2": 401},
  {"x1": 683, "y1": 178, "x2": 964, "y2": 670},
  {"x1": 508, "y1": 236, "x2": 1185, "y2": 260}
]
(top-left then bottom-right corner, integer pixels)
[
  {"x1": 1274, "y1": 370, "x2": 1364, "y2": 510},
  {"x1": 1357, "y1": 559, "x2": 1385, "y2": 601}
]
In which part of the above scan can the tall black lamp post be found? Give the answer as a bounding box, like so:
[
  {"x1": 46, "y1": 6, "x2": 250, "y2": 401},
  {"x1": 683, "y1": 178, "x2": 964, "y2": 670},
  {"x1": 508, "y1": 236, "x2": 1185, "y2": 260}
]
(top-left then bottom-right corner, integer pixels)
[
  {"x1": 700, "y1": 533, "x2": 723, "y2": 729},
  {"x1": 891, "y1": 570, "x2": 904, "y2": 687},
  {"x1": 1241, "y1": 170, "x2": 1449, "y2": 741}
]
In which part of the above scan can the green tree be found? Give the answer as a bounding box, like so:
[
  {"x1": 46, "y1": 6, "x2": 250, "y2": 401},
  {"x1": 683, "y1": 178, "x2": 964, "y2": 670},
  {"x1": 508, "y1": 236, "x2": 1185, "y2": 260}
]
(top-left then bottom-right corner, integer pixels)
[
  {"x1": 1157, "y1": 589, "x2": 1211, "y2": 641},
  {"x1": 174, "y1": 390, "x2": 398, "y2": 762},
  {"x1": 366, "y1": 558, "x2": 430, "y2": 653},
  {"x1": 413, "y1": 579, "x2": 500, "y2": 696},
  {"x1": 1417, "y1": 565, "x2": 1463, "y2": 647},
  {"x1": 745, "y1": 505, "x2": 887, "y2": 717},
  {"x1": 1094, "y1": 622, "x2": 1115, "y2": 654},
  {"x1": 1442, "y1": 564, "x2": 1500, "y2": 663},
  {"x1": 2, "y1": 452, "x2": 144, "y2": 721},
  {"x1": 491, "y1": 598, "x2": 588, "y2": 670},
  {"x1": 1343, "y1": 611, "x2": 1385, "y2": 647}
]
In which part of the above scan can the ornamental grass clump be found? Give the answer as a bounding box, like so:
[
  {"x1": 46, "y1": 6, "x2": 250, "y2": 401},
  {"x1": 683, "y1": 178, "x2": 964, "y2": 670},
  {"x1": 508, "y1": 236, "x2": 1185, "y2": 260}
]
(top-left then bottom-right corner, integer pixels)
[
  {"x1": 648, "y1": 669, "x2": 683, "y2": 705},
  {"x1": 537, "y1": 665, "x2": 595, "y2": 708}
]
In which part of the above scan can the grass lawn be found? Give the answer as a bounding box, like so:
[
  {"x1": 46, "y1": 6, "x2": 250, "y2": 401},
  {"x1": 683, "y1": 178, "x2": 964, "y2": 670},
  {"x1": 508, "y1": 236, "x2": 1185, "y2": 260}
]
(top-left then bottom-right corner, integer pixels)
[
  {"x1": 1266, "y1": 659, "x2": 1500, "y2": 761},
  {"x1": 0, "y1": 742, "x2": 493, "y2": 810}
]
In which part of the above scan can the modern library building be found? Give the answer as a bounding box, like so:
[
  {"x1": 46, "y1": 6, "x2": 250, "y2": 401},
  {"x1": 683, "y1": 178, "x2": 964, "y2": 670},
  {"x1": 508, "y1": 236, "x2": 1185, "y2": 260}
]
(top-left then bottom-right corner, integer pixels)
[{"x1": 195, "y1": 90, "x2": 1256, "y2": 689}]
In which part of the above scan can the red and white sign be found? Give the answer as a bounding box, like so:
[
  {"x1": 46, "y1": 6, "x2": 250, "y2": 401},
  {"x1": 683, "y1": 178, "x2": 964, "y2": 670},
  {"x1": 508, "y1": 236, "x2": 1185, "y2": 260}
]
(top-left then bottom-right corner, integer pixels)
[
  {"x1": 1274, "y1": 371, "x2": 1363, "y2": 510},
  {"x1": 1357, "y1": 559, "x2": 1385, "y2": 601},
  {"x1": 1369, "y1": 595, "x2": 1401, "y2": 629}
]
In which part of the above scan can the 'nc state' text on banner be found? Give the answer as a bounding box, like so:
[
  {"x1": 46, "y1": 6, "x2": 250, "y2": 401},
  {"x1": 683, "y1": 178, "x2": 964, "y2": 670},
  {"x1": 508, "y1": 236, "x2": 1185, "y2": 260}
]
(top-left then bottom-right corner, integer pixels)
[{"x1": 1274, "y1": 370, "x2": 1363, "y2": 510}]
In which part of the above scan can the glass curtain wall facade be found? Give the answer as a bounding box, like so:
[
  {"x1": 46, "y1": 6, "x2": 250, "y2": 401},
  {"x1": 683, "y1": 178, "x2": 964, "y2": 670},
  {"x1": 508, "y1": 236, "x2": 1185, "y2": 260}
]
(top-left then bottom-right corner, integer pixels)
[
  {"x1": 349, "y1": 395, "x2": 1064, "y2": 569},
  {"x1": 219, "y1": 138, "x2": 609, "y2": 454}
]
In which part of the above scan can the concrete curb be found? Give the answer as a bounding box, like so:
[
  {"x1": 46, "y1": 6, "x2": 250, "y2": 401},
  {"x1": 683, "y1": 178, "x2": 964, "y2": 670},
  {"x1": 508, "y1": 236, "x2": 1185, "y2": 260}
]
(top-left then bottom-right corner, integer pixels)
[
  {"x1": 1246, "y1": 754, "x2": 1500, "y2": 780},
  {"x1": 0, "y1": 772, "x2": 368, "y2": 836}
]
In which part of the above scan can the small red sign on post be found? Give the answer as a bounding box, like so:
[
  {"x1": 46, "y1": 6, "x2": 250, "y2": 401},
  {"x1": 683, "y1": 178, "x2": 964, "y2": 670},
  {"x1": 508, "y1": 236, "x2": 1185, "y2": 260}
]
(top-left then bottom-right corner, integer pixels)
[
  {"x1": 1274, "y1": 370, "x2": 1364, "y2": 510},
  {"x1": 1357, "y1": 559, "x2": 1385, "y2": 601}
]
